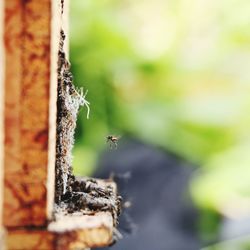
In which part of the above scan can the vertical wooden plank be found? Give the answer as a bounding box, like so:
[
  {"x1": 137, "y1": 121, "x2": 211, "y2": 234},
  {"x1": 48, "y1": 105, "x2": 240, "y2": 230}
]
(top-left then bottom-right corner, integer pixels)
[
  {"x1": 47, "y1": 0, "x2": 60, "y2": 223},
  {"x1": 1, "y1": 0, "x2": 120, "y2": 248},
  {"x1": 0, "y1": 0, "x2": 5, "y2": 247},
  {"x1": 3, "y1": 0, "x2": 52, "y2": 227},
  {"x1": 47, "y1": 0, "x2": 69, "y2": 222}
]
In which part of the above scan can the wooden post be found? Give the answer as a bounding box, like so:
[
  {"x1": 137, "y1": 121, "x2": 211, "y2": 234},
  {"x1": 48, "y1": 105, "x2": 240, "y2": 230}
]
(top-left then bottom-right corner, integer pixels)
[
  {"x1": 3, "y1": 0, "x2": 58, "y2": 228},
  {"x1": 0, "y1": 0, "x2": 5, "y2": 243},
  {"x1": 1, "y1": 0, "x2": 117, "y2": 249}
]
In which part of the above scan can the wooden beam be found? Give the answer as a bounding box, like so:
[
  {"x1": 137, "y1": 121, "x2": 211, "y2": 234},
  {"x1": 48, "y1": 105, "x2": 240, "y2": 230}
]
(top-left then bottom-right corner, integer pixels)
[
  {"x1": 5, "y1": 179, "x2": 117, "y2": 250},
  {"x1": 7, "y1": 230, "x2": 56, "y2": 250},
  {"x1": 47, "y1": 0, "x2": 65, "y2": 223},
  {"x1": 3, "y1": 0, "x2": 60, "y2": 227},
  {"x1": 6, "y1": 211, "x2": 113, "y2": 250},
  {"x1": 0, "y1": 0, "x2": 5, "y2": 232},
  {"x1": 2, "y1": 1, "x2": 119, "y2": 249},
  {"x1": 50, "y1": 211, "x2": 113, "y2": 249}
]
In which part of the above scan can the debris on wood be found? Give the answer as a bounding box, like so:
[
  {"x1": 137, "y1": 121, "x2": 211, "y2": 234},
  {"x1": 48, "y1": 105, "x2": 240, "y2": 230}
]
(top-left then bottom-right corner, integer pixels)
[
  {"x1": 54, "y1": 28, "x2": 122, "y2": 242},
  {"x1": 55, "y1": 29, "x2": 90, "y2": 201}
]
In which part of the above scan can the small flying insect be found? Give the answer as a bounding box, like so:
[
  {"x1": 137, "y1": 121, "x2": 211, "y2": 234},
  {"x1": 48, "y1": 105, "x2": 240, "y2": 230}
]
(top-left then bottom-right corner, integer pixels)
[{"x1": 106, "y1": 135, "x2": 120, "y2": 149}]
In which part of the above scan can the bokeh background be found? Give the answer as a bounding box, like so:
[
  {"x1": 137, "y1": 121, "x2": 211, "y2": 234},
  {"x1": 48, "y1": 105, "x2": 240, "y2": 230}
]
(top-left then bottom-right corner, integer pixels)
[{"x1": 69, "y1": 0, "x2": 250, "y2": 249}]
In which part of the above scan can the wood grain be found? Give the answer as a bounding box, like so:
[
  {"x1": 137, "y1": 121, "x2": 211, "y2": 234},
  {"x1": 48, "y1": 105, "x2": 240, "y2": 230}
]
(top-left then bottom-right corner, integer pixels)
[
  {"x1": 0, "y1": 0, "x2": 5, "y2": 229},
  {"x1": 2, "y1": 1, "x2": 117, "y2": 249},
  {"x1": 3, "y1": 0, "x2": 51, "y2": 227},
  {"x1": 6, "y1": 211, "x2": 114, "y2": 250},
  {"x1": 7, "y1": 230, "x2": 56, "y2": 250}
]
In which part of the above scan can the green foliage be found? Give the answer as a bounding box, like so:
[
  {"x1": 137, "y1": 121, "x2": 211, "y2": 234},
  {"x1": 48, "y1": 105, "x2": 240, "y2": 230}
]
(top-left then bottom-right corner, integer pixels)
[
  {"x1": 70, "y1": 1, "x2": 250, "y2": 237},
  {"x1": 198, "y1": 209, "x2": 221, "y2": 242}
]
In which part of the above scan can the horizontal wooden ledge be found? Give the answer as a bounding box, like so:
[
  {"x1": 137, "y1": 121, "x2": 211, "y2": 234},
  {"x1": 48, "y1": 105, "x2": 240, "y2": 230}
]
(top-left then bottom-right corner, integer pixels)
[
  {"x1": 50, "y1": 211, "x2": 114, "y2": 249},
  {"x1": 5, "y1": 178, "x2": 118, "y2": 250},
  {"x1": 48, "y1": 178, "x2": 116, "y2": 249},
  {"x1": 6, "y1": 211, "x2": 114, "y2": 250},
  {"x1": 49, "y1": 210, "x2": 113, "y2": 233}
]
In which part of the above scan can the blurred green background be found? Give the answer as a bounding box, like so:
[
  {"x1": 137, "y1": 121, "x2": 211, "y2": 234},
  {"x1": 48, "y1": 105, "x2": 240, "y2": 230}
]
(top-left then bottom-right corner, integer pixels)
[{"x1": 69, "y1": 0, "x2": 250, "y2": 246}]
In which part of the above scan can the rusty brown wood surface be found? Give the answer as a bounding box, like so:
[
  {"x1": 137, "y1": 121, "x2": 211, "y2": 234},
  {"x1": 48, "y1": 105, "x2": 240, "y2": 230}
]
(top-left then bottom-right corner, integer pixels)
[
  {"x1": 50, "y1": 210, "x2": 113, "y2": 249},
  {"x1": 0, "y1": 0, "x2": 5, "y2": 230},
  {"x1": 3, "y1": 0, "x2": 52, "y2": 227},
  {"x1": 7, "y1": 230, "x2": 56, "y2": 250},
  {"x1": 6, "y1": 211, "x2": 113, "y2": 250},
  {"x1": 2, "y1": 1, "x2": 117, "y2": 249}
]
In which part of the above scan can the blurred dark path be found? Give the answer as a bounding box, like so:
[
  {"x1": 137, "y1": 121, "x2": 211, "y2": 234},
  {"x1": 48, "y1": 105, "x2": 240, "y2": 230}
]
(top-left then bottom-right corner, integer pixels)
[{"x1": 94, "y1": 138, "x2": 201, "y2": 250}]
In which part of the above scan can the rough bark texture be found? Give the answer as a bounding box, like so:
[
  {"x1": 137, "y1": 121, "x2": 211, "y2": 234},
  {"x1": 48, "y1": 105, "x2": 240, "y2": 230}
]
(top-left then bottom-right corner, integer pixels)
[
  {"x1": 54, "y1": 29, "x2": 121, "y2": 227},
  {"x1": 55, "y1": 29, "x2": 83, "y2": 202}
]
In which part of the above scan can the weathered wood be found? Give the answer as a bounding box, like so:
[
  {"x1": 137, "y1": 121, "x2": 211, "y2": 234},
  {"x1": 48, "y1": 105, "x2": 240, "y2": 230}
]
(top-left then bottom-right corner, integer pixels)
[
  {"x1": 50, "y1": 179, "x2": 117, "y2": 249},
  {"x1": 2, "y1": 0, "x2": 119, "y2": 249},
  {"x1": 47, "y1": 0, "x2": 66, "y2": 223},
  {"x1": 0, "y1": 0, "x2": 5, "y2": 230},
  {"x1": 6, "y1": 210, "x2": 113, "y2": 250},
  {"x1": 3, "y1": 0, "x2": 52, "y2": 227},
  {"x1": 50, "y1": 211, "x2": 113, "y2": 249},
  {"x1": 7, "y1": 230, "x2": 56, "y2": 250},
  {"x1": 5, "y1": 179, "x2": 116, "y2": 249},
  {"x1": 3, "y1": 0, "x2": 64, "y2": 227}
]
